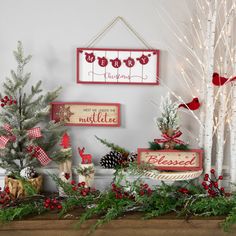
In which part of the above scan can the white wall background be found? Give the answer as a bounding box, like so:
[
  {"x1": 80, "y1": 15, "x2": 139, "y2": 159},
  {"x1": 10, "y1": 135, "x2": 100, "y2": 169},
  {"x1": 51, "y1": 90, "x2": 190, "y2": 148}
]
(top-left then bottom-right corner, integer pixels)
[{"x1": 0, "y1": 0, "x2": 195, "y2": 191}]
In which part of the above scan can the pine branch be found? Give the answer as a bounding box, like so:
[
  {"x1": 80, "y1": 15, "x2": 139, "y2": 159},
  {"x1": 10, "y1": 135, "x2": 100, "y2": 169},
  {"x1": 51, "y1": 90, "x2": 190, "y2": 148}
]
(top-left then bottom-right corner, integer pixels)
[
  {"x1": 95, "y1": 136, "x2": 130, "y2": 156},
  {"x1": 0, "y1": 202, "x2": 45, "y2": 222},
  {"x1": 148, "y1": 141, "x2": 162, "y2": 150}
]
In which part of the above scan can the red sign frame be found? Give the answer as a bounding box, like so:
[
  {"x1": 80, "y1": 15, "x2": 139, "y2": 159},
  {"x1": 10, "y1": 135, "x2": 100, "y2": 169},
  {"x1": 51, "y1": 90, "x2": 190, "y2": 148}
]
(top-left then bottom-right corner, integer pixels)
[
  {"x1": 51, "y1": 102, "x2": 121, "y2": 127},
  {"x1": 76, "y1": 48, "x2": 160, "y2": 85},
  {"x1": 137, "y1": 149, "x2": 203, "y2": 171}
]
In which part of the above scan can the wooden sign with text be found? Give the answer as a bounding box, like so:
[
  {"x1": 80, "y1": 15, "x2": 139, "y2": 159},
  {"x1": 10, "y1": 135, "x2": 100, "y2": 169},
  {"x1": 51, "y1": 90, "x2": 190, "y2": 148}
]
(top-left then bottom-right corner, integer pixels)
[
  {"x1": 77, "y1": 48, "x2": 160, "y2": 85},
  {"x1": 51, "y1": 102, "x2": 120, "y2": 127},
  {"x1": 138, "y1": 149, "x2": 203, "y2": 171}
]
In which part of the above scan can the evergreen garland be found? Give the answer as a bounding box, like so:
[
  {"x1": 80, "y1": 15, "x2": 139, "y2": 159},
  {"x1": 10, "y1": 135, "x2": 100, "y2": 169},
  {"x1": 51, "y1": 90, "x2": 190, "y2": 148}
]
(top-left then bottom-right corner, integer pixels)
[{"x1": 0, "y1": 171, "x2": 236, "y2": 234}]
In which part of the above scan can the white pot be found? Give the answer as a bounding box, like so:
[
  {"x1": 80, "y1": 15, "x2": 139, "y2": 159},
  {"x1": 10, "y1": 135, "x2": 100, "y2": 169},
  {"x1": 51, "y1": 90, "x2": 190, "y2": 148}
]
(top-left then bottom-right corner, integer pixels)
[
  {"x1": 58, "y1": 159, "x2": 72, "y2": 196},
  {"x1": 77, "y1": 163, "x2": 95, "y2": 188}
]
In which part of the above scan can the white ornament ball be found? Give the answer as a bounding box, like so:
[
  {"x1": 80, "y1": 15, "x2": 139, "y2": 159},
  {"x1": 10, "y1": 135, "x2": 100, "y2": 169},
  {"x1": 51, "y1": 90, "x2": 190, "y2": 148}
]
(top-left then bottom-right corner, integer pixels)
[{"x1": 20, "y1": 167, "x2": 37, "y2": 179}]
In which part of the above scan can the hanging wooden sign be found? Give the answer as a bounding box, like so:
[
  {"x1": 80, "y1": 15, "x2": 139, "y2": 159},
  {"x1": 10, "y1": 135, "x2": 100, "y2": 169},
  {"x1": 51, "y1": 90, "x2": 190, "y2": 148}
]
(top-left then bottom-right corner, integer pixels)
[
  {"x1": 51, "y1": 102, "x2": 120, "y2": 127},
  {"x1": 77, "y1": 48, "x2": 160, "y2": 85},
  {"x1": 137, "y1": 149, "x2": 203, "y2": 171}
]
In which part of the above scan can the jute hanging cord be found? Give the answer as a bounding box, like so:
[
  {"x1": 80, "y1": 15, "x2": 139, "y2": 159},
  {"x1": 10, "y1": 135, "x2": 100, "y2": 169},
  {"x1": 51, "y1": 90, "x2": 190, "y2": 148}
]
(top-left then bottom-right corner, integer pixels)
[{"x1": 85, "y1": 16, "x2": 153, "y2": 49}]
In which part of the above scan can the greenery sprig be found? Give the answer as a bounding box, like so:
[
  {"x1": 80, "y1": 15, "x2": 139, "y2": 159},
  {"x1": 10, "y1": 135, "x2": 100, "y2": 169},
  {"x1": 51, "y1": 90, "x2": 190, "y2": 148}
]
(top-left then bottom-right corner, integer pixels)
[{"x1": 95, "y1": 136, "x2": 130, "y2": 156}]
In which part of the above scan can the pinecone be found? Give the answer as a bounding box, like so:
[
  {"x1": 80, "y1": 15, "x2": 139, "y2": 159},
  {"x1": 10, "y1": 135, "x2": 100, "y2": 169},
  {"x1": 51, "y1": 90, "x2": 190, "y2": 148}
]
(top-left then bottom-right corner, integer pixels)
[
  {"x1": 20, "y1": 166, "x2": 37, "y2": 179},
  {"x1": 100, "y1": 151, "x2": 123, "y2": 169},
  {"x1": 127, "y1": 152, "x2": 137, "y2": 162}
]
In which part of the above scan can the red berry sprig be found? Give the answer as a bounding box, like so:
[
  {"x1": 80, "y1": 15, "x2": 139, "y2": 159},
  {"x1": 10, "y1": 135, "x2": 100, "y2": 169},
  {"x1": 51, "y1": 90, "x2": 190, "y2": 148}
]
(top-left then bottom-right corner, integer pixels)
[
  {"x1": 1, "y1": 96, "x2": 17, "y2": 107},
  {"x1": 111, "y1": 183, "x2": 135, "y2": 200},
  {"x1": 139, "y1": 183, "x2": 153, "y2": 196},
  {"x1": 44, "y1": 197, "x2": 62, "y2": 210},
  {"x1": 178, "y1": 188, "x2": 190, "y2": 195},
  {"x1": 202, "y1": 169, "x2": 225, "y2": 197},
  {"x1": 0, "y1": 187, "x2": 11, "y2": 206},
  {"x1": 70, "y1": 180, "x2": 95, "y2": 196}
]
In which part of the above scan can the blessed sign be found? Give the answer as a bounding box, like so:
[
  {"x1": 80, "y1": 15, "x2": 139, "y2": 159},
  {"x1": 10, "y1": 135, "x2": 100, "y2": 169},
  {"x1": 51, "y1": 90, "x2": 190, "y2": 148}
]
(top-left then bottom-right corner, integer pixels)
[
  {"x1": 51, "y1": 102, "x2": 120, "y2": 127},
  {"x1": 77, "y1": 48, "x2": 160, "y2": 85},
  {"x1": 138, "y1": 149, "x2": 203, "y2": 171}
]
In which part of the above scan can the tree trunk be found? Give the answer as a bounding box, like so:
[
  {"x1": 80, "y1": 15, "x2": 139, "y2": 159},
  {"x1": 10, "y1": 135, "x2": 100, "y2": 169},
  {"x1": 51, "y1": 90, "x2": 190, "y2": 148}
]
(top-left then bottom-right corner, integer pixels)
[{"x1": 203, "y1": 0, "x2": 217, "y2": 174}]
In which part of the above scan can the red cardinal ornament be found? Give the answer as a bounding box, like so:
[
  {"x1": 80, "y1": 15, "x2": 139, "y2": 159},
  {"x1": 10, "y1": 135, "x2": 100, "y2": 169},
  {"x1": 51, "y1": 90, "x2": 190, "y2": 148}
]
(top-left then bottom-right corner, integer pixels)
[
  {"x1": 85, "y1": 52, "x2": 95, "y2": 63},
  {"x1": 97, "y1": 57, "x2": 108, "y2": 67},
  {"x1": 212, "y1": 72, "x2": 236, "y2": 86},
  {"x1": 179, "y1": 97, "x2": 201, "y2": 110},
  {"x1": 136, "y1": 54, "x2": 151, "y2": 65},
  {"x1": 110, "y1": 58, "x2": 121, "y2": 68},
  {"x1": 123, "y1": 57, "x2": 135, "y2": 68}
]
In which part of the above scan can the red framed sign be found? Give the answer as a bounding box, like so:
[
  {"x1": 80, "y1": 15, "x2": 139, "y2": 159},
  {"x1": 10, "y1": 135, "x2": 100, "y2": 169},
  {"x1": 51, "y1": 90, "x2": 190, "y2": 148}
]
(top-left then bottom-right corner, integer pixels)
[
  {"x1": 76, "y1": 48, "x2": 160, "y2": 85},
  {"x1": 51, "y1": 102, "x2": 120, "y2": 127},
  {"x1": 137, "y1": 149, "x2": 203, "y2": 171}
]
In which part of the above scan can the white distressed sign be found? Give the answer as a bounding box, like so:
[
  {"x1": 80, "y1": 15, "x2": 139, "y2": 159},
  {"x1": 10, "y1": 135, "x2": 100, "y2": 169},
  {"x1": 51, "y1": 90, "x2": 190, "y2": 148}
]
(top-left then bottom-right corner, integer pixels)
[{"x1": 77, "y1": 48, "x2": 160, "y2": 85}]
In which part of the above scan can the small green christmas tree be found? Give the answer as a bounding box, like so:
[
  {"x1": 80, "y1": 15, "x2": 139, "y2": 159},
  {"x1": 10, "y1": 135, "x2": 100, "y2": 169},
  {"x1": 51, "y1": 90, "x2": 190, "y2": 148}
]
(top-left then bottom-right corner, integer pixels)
[
  {"x1": 0, "y1": 41, "x2": 67, "y2": 175},
  {"x1": 156, "y1": 93, "x2": 180, "y2": 135}
]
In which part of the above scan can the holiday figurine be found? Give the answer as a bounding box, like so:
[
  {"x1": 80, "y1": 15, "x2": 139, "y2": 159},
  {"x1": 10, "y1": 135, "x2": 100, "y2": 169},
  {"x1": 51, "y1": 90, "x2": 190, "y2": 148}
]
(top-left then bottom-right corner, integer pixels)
[
  {"x1": 77, "y1": 147, "x2": 94, "y2": 187},
  {"x1": 212, "y1": 72, "x2": 236, "y2": 86},
  {"x1": 58, "y1": 133, "x2": 72, "y2": 196},
  {"x1": 178, "y1": 97, "x2": 201, "y2": 111},
  {"x1": 78, "y1": 147, "x2": 92, "y2": 164}
]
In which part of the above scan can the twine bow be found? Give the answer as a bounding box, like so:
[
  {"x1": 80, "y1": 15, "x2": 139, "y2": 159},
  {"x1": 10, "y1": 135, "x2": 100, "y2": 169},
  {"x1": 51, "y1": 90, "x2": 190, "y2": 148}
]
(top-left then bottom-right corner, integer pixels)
[
  {"x1": 154, "y1": 131, "x2": 184, "y2": 145},
  {"x1": 0, "y1": 124, "x2": 51, "y2": 166}
]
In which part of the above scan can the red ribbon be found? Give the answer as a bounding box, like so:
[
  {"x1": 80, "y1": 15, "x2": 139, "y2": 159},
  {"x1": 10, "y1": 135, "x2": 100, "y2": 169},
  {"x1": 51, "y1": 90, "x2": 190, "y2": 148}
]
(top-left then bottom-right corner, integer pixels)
[
  {"x1": 27, "y1": 145, "x2": 51, "y2": 166},
  {"x1": 154, "y1": 131, "x2": 185, "y2": 145},
  {"x1": 0, "y1": 125, "x2": 51, "y2": 166}
]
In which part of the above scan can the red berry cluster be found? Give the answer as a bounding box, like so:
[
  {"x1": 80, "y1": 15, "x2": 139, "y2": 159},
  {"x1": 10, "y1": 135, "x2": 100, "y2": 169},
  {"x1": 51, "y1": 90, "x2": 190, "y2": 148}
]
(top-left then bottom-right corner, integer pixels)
[
  {"x1": 178, "y1": 188, "x2": 190, "y2": 194},
  {"x1": 139, "y1": 183, "x2": 152, "y2": 196},
  {"x1": 71, "y1": 180, "x2": 95, "y2": 196},
  {"x1": 1, "y1": 96, "x2": 17, "y2": 107},
  {"x1": 44, "y1": 197, "x2": 62, "y2": 210},
  {"x1": 111, "y1": 183, "x2": 134, "y2": 200},
  {"x1": 202, "y1": 169, "x2": 225, "y2": 197},
  {"x1": 0, "y1": 187, "x2": 11, "y2": 205}
]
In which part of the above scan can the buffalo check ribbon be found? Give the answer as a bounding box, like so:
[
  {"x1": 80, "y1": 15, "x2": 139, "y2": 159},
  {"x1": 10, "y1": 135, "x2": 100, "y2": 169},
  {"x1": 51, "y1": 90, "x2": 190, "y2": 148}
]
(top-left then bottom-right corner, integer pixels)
[
  {"x1": 154, "y1": 131, "x2": 185, "y2": 145},
  {"x1": 0, "y1": 124, "x2": 16, "y2": 148},
  {"x1": 0, "y1": 124, "x2": 51, "y2": 166},
  {"x1": 27, "y1": 145, "x2": 51, "y2": 166}
]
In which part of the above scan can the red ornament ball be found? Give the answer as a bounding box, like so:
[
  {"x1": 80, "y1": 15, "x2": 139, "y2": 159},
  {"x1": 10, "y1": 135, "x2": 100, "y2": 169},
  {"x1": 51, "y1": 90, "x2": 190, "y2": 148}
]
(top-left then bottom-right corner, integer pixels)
[
  {"x1": 136, "y1": 54, "x2": 149, "y2": 65},
  {"x1": 97, "y1": 57, "x2": 108, "y2": 67},
  {"x1": 210, "y1": 169, "x2": 215, "y2": 174},
  {"x1": 123, "y1": 57, "x2": 135, "y2": 68},
  {"x1": 110, "y1": 58, "x2": 122, "y2": 68},
  {"x1": 85, "y1": 52, "x2": 95, "y2": 63}
]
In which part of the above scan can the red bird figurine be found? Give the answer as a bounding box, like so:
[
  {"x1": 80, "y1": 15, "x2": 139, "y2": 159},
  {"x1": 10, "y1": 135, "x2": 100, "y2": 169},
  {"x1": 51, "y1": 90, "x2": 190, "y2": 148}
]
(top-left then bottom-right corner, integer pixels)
[
  {"x1": 179, "y1": 97, "x2": 201, "y2": 110},
  {"x1": 212, "y1": 72, "x2": 236, "y2": 86}
]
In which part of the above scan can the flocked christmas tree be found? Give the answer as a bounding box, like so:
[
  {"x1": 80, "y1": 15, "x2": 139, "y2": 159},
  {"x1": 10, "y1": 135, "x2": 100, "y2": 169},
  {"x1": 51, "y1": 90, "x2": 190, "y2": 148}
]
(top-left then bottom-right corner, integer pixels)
[
  {"x1": 0, "y1": 41, "x2": 68, "y2": 176},
  {"x1": 154, "y1": 93, "x2": 186, "y2": 150}
]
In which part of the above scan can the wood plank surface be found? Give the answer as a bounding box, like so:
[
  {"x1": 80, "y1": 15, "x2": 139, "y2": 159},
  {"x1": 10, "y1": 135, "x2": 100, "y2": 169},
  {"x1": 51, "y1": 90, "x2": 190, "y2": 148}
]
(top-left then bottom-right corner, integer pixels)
[{"x1": 0, "y1": 212, "x2": 235, "y2": 236}]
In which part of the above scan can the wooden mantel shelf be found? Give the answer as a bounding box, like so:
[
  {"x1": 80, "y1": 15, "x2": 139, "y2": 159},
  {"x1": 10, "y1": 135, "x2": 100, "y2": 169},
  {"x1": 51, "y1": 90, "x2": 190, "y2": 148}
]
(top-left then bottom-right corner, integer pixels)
[{"x1": 0, "y1": 212, "x2": 235, "y2": 236}]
